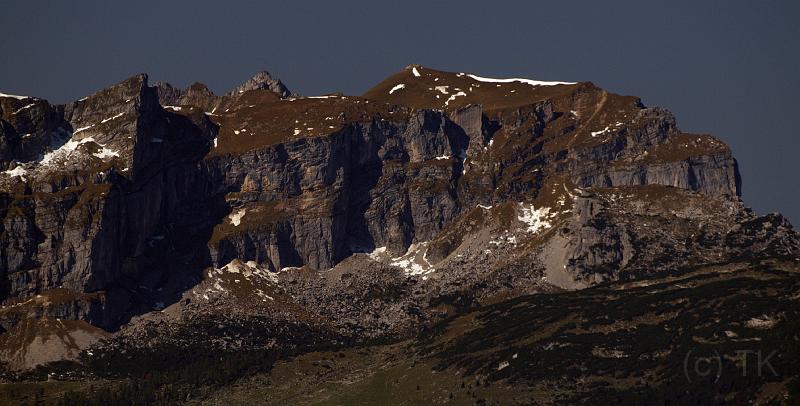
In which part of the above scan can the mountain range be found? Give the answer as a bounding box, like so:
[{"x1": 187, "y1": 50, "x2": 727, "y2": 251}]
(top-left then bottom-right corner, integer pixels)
[{"x1": 0, "y1": 65, "x2": 798, "y2": 404}]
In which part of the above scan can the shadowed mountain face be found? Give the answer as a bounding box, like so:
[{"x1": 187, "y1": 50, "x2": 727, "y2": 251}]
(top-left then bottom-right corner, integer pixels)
[{"x1": 0, "y1": 65, "x2": 797, "y2": 404}]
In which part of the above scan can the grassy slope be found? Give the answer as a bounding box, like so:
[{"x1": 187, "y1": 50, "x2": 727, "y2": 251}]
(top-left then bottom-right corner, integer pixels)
[{"x1": 196, "y1": 259, "x2": 800, "y2": 405}]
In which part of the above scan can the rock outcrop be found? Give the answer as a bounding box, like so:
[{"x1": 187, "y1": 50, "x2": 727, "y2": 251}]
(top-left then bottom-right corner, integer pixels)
[{"x1": 227, "y1": 71, "x2": 292, "y2": 98}]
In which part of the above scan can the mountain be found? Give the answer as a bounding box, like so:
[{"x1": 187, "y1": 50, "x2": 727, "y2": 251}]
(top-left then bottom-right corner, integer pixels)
[{"x1": 0, "y1": 65, "x2": 797, "y2": 404}]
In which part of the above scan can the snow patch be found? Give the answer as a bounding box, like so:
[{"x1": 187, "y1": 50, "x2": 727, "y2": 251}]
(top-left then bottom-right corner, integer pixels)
[
  {"x1": 390, "y1": 242, "x2": 435, "y2": 276},
  {"x1": 466, "y1": 74, "x2": 575, "y2": 87},
  {"x1": 368, "y1": 246, "x2": 387, "y2": 261},
  {"x1": 518, "y1": 203, "x2": 553, "y2": 233},
  {"x1": 412, "y1": 67, "x2": 421, "y2": 77},
  {"x1": 100, "y1": 112, "x2": 125, "y2": 123},
  {"x1": 434, "y1": 86, "x2": 449, "y2": 94},
  {"x1": 41, "y1": 137, "x2": 96, "y2": 165},
  {"x1": 73, "y1": 124, "x2": 95, "y2": 134},
  {"x1": 229, "y1": 208, "x2": 247, "y2": 226},
  {"x1": 4, "y1": 166, "x2": 27, "y2": 180},
  {"x1": 211, "y1": 260, "x2": 281, "y2": 292},
  {"x1": 444, "y1": 91, "x2": 467, "y2": 106},
  {"x1": 12, "y1": 103, "x2": 37, "y2": 114},
  {"x1": 389, "y1": 84, "x2": 406, "y2": 94},
  {"x1": 591, "y1": 126, "x2": 611, "y2": 137},
  {"x1": 92, "y1": 146, "x2": 120, "y2": 160},
  {"x1": 0, "y1": 92, "x2": 32, "y2": 100}
]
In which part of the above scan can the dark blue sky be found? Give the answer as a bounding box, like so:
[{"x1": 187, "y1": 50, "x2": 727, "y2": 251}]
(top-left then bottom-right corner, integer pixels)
[{"x1": 1, "y1": 0, "x2": 797, "y2": 222}]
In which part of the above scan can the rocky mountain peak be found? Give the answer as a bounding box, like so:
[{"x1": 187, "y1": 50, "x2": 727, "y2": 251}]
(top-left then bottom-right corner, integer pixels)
[{"x1": 228, "y1": 70, "x2": 292, "y2": 98}]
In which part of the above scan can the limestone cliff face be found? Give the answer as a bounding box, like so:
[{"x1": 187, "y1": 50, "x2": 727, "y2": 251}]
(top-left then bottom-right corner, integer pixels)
[
  {"x1": 1, "y1": 75, "x2": 218, "y2": 329},
  {"x1": 0, "y1": 65, "x2": 793, "y2": 366},
  {"x1": 206, "y1": 109, "x2": 467, "y2": 270}
]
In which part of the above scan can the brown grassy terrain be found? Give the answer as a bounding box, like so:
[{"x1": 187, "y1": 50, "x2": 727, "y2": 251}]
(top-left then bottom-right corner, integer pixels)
[{"x1": 206, "y1": 91, "x2": 410, "y2": 157}]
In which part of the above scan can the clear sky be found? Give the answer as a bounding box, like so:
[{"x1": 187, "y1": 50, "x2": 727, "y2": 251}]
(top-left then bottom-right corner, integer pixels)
[{"x1": 1, "y1": 0, "x2": 797, "y2": 222}]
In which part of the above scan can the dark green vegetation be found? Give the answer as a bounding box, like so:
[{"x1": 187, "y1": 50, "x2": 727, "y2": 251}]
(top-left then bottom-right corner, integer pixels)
[
  {"x1": 1, "y1": 259, "x2": 796, "y2": 405},
  {"x1": 421, "y1": 261, "x2": 800, "y2": 404}
]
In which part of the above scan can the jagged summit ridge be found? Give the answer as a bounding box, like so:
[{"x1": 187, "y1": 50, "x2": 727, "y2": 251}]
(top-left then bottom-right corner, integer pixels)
[{"x1": 0, "y1": 92, "x2": 36, "y2": 100}]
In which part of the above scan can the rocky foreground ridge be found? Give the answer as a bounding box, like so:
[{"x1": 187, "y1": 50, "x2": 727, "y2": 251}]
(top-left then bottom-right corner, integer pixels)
[{"x1": 0, "y1": 65, "x2": 798, "y2": 402}]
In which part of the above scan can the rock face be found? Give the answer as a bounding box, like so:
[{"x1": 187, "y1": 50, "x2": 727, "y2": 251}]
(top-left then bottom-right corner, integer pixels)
[
  {"x1": 206, "y1": 108, "x2": 467, "y2": 271},
  {"x1": 0, "y1": 95, "x2": 70, "y2": 170},
  {"x1": 1, "y1": 74, "x2": 219, "y2": 331},
  {"x1": 0, "y1": 65, "x2": 796, "y2": 370}
]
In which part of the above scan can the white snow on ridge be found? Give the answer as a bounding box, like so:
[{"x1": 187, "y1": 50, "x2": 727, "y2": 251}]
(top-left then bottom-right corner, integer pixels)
[
  {"x1": 389, "y1": 84, "x2": 406, "y2": 94},
  {"x1": 412, "y1": 67, "x2": 421, "y2": 77},
  {"x1": 466, "y1": 74, "x2": 575, "y2": 87},
  {"x1": 434, "y1": 86, "x2": 449, "y2": 94},
  {"x1": 0, "y1": 92, "x2": 33, "y2": 100}
]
